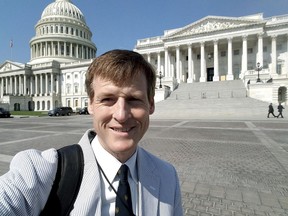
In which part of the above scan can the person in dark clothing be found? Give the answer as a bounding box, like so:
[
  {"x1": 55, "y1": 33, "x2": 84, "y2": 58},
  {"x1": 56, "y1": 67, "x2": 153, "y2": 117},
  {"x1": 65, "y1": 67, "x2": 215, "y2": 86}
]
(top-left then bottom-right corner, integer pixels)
[
  {"x1": 267, "y1": 103, "x2": 276, "y2": 118},
  {"x1": 277, "y1": 103, "x2": 285, "y2": 118}
]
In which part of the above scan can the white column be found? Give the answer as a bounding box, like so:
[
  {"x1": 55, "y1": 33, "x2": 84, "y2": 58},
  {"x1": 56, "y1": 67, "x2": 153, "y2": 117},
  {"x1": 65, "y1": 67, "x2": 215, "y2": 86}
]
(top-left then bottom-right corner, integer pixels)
[
  {"x1": 19, "y1": 76, "x2": 22, "y2": 95},
  {"x1": 76, "y1": 44, "x2": 79, "y2": 58},
  {"x1": 35, "y1": 75, "x2": 38, "y2": 95},
  {"x1": 187, "y1": 43, "x2": 193, "y2": 83},
  {"x1": 56, "y1": 74, "x2": 59, "y2": 94},
  {"x1": 51, "y1": 73, "x2": 54, "y2": 94},
  {"x1": 53, "y1": 42, "x2": 56, "y2": 56},
  {"x1": 64, "y1": 42, "x2": 67, "y2": 56},
  {"x1": 200, "y1": 41, "x2": 206, "y2": 82},
  {"x1": 147, "y1": 53, "x2": 151, "y2": 63},
  {"x1": 271, "y1": 35, "x2": 277, "y2": 74},
  {"x1": 213, "y1": 40, "x2": 219, "y2": 81},
  {"x1": 40, "y1": 74, "x2": 43, "y2": 95},
  {"x1": 227, "y1": 37, "x2": 234, "y2": 80},
  {"x1": 164, "y1": 48, "x2": 169, "y2": 77},
  {"x1": 5, "y1": 77, "x2": 8, "y2": 94},
  {"x1": 157, "y1": 52, "x2": 161, "y2": 73},
  {"x1": 0, "y1": 78, "x2": 2, "y2": 97},
  {"x1": 45, "y1": 42, "x2": 48, "y2": 56},
  {"x1": 30, "y1": 76, "x2": 34, "y2": 95},
  {"x1": 45, "y1": 73, "x2": 49, "y2": 95},
  {"x1": 176, "y1": 46, "x2": 181, "y2": 82},
  {"x1": 257, "y1": 33, "x2": 264, "y2": 67},
  {"x1": 30, "y1": 46, "x2": 33, "y2": 60},
  {"x1": 241, "y1": 35, "x2": 248, "y2": 74},
  {"x1": 82, "y1": 46, "x2": 84, "y2": 59},
  {"x1": 70, "y1": 43, "x2": 73, "y2": 57},
  {"x1": 14, "y1": 76, "x2": 17, "y2": 95},
  {"x1": 24, "y1": 75, "x2": 27, "y2": 95}
]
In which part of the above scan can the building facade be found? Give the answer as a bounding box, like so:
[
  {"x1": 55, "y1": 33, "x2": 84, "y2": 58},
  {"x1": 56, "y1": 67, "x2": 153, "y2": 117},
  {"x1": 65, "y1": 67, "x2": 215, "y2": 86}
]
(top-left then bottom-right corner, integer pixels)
[
  {"x1": 0, "y1": 0, "x2": 96, "y2": 111},
  {"x1": 134, "y1": 13, "x2": 288, "y2": 104}
]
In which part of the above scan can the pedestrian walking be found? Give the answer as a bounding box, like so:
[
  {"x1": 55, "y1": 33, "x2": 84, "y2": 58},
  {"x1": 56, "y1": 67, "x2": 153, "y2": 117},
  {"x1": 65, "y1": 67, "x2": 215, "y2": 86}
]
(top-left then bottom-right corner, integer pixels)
[
  {"x1": 277, "y1": 103, "x2": 285, "y2": 118},
  {"x1": 267, "y1": 103, "x2": 276, "y2": 118}
]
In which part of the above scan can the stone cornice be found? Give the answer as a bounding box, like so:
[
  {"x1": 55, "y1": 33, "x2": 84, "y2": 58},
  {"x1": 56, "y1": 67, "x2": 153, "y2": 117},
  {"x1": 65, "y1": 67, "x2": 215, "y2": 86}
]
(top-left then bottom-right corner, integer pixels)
[{"x1": 167, "y1": 17, "x2": 265, "y2": 40}]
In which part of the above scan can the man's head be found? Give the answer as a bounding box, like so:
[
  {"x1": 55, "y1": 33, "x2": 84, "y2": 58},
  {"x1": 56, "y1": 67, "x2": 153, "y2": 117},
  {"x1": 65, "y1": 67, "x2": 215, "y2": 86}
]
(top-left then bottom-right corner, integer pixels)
[
  {"x1": 85, "y1": 49, "x2": 156, "y2": 103},
  {"x1": 86, "y1": 49, "x2": 156, "y2": 162}
]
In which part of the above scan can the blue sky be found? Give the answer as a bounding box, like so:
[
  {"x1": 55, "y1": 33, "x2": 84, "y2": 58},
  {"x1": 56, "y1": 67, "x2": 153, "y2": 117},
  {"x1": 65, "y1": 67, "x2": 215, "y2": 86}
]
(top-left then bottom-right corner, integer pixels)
[{"x1": 0, "y1": 0, "x2": 287, "y2": 64}]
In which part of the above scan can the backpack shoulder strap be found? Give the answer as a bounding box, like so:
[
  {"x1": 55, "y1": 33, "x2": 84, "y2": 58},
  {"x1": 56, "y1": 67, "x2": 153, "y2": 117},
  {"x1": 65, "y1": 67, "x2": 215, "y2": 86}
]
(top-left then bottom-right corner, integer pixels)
[{"x1": 40, "y1": 144, "x2": 84, "y2": 216}]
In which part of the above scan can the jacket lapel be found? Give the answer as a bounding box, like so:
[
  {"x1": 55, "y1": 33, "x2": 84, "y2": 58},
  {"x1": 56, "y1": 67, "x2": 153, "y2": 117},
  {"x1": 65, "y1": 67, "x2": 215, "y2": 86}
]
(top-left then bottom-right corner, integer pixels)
[{"x1": 137, "y1": 148, "x2": 160, "y2": 216}]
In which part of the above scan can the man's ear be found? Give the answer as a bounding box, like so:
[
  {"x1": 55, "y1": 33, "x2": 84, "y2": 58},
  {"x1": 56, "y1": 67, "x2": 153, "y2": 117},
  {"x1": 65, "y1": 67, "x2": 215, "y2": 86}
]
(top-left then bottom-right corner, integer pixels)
[{"x1": 149, "y1": 98, "x2": 155, "y2": 114}]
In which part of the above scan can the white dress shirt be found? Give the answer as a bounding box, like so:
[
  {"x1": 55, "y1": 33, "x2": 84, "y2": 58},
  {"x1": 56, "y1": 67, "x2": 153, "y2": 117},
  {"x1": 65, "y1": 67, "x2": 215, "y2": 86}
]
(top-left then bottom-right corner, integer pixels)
[{"x1": 91, "y1": 135, "x2": 138, "y2": 216}]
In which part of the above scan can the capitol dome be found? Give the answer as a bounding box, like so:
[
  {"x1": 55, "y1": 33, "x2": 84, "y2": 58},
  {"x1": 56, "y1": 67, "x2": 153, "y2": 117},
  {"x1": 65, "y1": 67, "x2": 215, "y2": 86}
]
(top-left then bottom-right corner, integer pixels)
[
  {"x1": 41, "y1": 0, "x2": 86, "y2": 25},
  {"x1": 29, "y1": 0, "x2": 96, "y2": 64}
]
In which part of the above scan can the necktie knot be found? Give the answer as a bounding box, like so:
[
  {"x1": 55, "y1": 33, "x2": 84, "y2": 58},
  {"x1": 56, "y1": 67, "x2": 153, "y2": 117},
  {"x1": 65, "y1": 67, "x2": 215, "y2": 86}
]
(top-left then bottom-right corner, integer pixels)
[{"x1": 118, "y1": 164, "x2": 129, "y2": 183}]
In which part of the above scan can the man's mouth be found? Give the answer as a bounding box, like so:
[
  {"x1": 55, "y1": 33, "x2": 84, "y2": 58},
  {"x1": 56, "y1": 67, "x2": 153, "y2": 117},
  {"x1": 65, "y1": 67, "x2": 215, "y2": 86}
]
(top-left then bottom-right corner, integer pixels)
[{"x1": 111, "y1": 127, "x2": 131, "y2": 132}]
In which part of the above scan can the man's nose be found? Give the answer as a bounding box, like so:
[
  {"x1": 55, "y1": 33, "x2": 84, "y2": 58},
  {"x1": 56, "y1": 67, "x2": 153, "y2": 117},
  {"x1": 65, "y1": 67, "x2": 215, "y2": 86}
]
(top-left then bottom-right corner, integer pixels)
[{"x1": 113, "y1": 98, "x2": 131, "y2": 122}]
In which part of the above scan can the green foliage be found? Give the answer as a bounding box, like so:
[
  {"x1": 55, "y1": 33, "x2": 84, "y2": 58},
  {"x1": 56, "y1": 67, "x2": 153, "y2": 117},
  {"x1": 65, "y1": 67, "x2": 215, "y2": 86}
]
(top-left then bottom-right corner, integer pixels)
[{"x1": 11, "y1": 111, "x2": 48, "y2": 117}]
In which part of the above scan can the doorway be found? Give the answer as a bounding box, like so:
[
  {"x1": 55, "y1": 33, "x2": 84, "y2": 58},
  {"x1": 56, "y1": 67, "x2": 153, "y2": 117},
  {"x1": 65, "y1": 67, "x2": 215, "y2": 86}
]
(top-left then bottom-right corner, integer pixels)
[
  {"x1": 207, "y1": 68, "x2": 214, "y2": 82},
  {"x1": 278, "y1": 86, "x2": 287, "y2": 103}
]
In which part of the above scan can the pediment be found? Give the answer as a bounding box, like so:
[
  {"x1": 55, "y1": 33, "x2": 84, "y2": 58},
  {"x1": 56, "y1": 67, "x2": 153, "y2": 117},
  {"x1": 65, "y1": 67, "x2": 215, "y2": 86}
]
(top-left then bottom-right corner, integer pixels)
[
  {"x1": 0, "y1": 61, "x2": 25, "y2": 73},
  {"x1": 168, "y1": 15, "x2": 265, "y2": 38}
]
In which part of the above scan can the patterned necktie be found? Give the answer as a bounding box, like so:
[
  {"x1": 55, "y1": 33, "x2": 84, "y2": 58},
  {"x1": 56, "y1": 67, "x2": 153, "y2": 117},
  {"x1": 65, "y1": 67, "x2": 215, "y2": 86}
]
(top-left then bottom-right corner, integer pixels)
[{"x1": 115, "y1": 164, "x2": 133, "y2": 216}]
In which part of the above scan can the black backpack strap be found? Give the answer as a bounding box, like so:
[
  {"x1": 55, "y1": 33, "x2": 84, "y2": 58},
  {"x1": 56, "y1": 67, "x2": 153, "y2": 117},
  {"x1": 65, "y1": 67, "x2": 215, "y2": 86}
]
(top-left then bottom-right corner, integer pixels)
[{"x1": 40, "y1": 144, "x2": 84, "y2": 216}]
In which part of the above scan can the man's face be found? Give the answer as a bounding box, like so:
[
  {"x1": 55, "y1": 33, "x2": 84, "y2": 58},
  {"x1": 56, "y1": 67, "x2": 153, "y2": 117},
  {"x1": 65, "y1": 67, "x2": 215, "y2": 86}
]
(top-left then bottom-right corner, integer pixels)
[{"x1": 88, "y1": 73, "x2": 155, "y2": 162}]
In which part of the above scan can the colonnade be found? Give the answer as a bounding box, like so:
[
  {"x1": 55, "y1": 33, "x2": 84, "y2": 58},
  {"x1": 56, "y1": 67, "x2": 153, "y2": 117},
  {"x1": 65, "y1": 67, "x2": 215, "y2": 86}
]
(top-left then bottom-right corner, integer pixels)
[
  {"x1": 30, "y1": 41, "x2": 95, "y2": 60},
  {"x1": 144, "y1": 33, "x2": 287, "y2": 83},
  {"x1": 0, "y1": 73, "x2": 60, "y2": 98}
]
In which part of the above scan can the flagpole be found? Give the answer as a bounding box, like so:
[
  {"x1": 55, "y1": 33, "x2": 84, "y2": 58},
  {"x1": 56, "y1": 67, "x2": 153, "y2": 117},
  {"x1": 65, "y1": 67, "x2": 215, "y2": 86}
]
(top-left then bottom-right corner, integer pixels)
[{"x1": 10, "y1": 39, "x2": 13, "y2": 60}]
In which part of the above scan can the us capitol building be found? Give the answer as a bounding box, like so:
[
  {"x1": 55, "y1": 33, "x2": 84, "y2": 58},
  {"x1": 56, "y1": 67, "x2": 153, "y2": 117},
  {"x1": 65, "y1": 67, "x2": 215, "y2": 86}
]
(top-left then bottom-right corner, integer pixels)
[
  {"x1": 0, "y1": 0, "x2": 96, "y2": 111},
  {"x1": 134, "y1": 13, "x2": 288, "y2": 105},
  {"x1": 1, "y1": 1, "x2": 288, "y2": 111}
]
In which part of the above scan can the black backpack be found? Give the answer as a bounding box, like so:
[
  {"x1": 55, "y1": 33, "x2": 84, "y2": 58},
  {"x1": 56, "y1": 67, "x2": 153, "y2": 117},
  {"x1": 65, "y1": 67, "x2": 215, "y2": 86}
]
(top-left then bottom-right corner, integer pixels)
[{"x1": 40, "y1": 144, "x2": 84, "y2": 216}]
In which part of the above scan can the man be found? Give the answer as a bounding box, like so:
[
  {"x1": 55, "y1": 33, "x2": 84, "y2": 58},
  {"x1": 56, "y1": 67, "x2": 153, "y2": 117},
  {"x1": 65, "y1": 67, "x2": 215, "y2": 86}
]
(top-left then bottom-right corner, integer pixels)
[
  {"x1": 277, "y1": 103, "x2": 285, "y2": 118},
  {"x1": 267, "y1": 103, "x2": 276, "y2": 118},
  {"x1": 0, "y1": 50, "x2": 183, "y2": 216}
]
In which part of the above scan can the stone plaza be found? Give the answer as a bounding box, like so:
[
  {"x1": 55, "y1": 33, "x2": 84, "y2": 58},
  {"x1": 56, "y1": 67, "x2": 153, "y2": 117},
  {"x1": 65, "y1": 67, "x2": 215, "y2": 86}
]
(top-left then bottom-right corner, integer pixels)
[{"x1": 0, "y1": 105, "x2": 287, "y2": 215}]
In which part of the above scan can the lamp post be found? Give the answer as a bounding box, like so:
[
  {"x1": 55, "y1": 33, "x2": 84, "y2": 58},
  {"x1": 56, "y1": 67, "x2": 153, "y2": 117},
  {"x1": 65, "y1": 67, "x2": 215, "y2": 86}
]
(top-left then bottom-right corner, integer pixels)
[
  {"x1": 256, "y1": 62, "x2": 262, "y2": 83},
  {"x1": 159, "y1": 71, "x2": 163, "y2": 88}
]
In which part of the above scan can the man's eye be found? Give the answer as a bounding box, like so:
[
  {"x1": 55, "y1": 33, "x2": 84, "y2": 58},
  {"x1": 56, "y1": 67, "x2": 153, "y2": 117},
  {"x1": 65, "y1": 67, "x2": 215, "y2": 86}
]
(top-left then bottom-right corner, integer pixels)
[{"x1": 101, "y1": 98, "x2": 116, "y2": 105}]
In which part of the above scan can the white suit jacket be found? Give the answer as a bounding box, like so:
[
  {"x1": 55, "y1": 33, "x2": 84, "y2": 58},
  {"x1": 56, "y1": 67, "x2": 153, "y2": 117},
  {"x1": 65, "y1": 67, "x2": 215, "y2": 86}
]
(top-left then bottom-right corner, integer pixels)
[{"x1": 0, "y1": 129, "x2": 183, "y2": 216}]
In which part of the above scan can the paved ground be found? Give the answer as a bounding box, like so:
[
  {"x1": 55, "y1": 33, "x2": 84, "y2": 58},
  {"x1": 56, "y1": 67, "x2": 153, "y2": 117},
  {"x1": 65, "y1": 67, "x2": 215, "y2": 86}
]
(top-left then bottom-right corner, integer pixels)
[{"x1": 0, "y1": 112, "x2": 288, "y2": 216}]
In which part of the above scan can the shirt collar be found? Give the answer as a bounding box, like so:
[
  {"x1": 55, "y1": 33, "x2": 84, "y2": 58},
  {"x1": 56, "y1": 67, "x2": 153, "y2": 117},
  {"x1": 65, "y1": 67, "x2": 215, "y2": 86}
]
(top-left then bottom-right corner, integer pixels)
[{"x1": 91, "y1": 135, "x2": 138, "y2": 184}]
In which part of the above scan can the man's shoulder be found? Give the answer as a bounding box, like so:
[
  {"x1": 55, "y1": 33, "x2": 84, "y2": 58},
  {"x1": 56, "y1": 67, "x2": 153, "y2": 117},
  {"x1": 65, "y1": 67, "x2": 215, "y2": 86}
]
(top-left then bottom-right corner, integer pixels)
[{"x1": 8, "y1": 148, "x2": 58, "y2": 179}]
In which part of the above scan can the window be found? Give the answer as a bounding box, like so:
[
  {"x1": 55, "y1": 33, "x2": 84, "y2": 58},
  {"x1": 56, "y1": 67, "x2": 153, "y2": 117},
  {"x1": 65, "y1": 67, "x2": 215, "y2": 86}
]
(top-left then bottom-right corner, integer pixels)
[
  {"x1": 66, "y1": 84, "x2": 71, "y2": 94},
  {"x1": 221, "y1": 51, "x2": 226, "y2": 57},
  {"x1": 277, "y1": 44, "x2": 283, "y2": 51},
  {"x1": 248, "y1": 48, "x2": 253, "y2": 54},
  {"x1": 75, "y1": 99, "x2": 78, "y2": 107},
  {"x1": 277, "y1": 64, "x2": 282, "y2": 74},
  {"x1": 263, "y1": 46, "x2": 267, "y2": 52},
  {"x1": 233, "y1": 50, "x2": 240, "y2": 56},
  {"x1": 197, "y1": 54, "x2": 201, "y2": 60}
]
